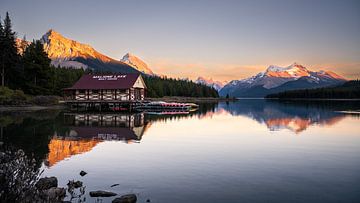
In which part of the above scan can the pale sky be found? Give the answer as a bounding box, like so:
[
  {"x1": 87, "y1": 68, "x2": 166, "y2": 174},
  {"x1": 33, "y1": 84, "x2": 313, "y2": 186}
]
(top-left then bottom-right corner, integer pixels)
[{"x1": 1, "y1": 0, "x2": 359, "y2": 81}]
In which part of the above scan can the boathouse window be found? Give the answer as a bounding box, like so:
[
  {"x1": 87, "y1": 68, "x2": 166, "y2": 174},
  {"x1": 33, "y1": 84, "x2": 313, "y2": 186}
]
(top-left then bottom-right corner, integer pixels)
[
  {"x1": 79, "y1": 90, "x2": 85, "y2": 94},
  {"x1": 93, "y1": 90, "x2": 99, "y2": 94}
]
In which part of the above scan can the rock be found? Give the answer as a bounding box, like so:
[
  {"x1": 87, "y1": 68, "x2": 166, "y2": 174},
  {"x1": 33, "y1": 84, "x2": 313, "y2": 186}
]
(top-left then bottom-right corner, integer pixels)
[
  {"x1": 146, "y1": 199, "x2": 151, "y2": 202},
  {"x1": 44, "y1": 187, "x2": 66, "y2": 200},
  {"x1": 89, "y1": 190, "x2": 117, "y2": 197},
  {"x1": 112, "y1": 194, "x2": 137, "y2": 203},
  {"x1": 36, "y1": 177, "x2": 58, "y2": 190},
  {"x1": 67, "y1": 180, "x2": 83, "y2": 188},
  {"x1": 79, "y1": 170, "x2": 87, "y2": 176}
]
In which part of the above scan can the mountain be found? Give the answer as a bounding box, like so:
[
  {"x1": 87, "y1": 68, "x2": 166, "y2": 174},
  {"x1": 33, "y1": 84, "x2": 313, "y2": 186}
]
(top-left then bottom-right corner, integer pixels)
[
  {"x1": 195, "y1": 77, "x2": 226, "y2": 91},
  {"x1": 219, "y1": 63, "x2": 347, "y2": 97},
  {"x1": 38, "y1": 29, "x2": 146, "y2": 73},
  {"x1": 120, "y1": 53, "x2": 154, "y2": 75},
  {"x1": 15, "y1": 38, "x2": 30, "y2": 55},
  {"x1": 266, "y1": 80, "x2": 360, "y2": 99}
]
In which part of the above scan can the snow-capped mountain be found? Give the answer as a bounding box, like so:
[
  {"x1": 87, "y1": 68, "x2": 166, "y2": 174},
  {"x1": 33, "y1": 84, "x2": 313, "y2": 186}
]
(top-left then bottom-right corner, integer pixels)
[
  {"x1": 195, "y1": 77, "x2": 226, "y2": 91},
  {"x1": 120, "y1": 53, "x2": 154, "y2": 75},
  {"x1": 37, "y1": 29, "x2": 152, "y2": 73},
  {"x1": 220, "y1": 63, "x2": 347, "y2": 97}
]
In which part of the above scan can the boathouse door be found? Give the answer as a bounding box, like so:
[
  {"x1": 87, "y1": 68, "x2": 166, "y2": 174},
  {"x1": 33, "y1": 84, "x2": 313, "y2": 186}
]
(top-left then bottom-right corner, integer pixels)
[{"x1": 134, "y1": 88, "x2": 141, "y2": 100}]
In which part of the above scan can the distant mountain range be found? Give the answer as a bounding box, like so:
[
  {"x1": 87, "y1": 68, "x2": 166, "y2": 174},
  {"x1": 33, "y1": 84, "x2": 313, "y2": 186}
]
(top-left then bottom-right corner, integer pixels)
[
  {"x1": 195, "y1": 77, "x2": 227, "y2": 91},
  {"x1": 219, "y1": 63, "x2": 347, "y2": 97}
]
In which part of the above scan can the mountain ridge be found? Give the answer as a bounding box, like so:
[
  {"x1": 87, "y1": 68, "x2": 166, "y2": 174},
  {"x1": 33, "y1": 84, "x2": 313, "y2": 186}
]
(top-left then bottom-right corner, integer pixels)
[
  {"x1": 120, "y1": 53, "x2": 155, "y2": 75},
  {"x1": 195, "y1": 77, "x2": 226, "y2": 91},
  {"x1": 220, "y1": 63, "x2": 347, "y2": 97}
]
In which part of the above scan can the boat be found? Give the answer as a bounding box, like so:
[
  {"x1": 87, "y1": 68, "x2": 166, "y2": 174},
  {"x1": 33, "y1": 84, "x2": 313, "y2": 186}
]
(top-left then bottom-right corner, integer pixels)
[{"x1": 135, "y1": 101, "x2": 199, "y2": 111}]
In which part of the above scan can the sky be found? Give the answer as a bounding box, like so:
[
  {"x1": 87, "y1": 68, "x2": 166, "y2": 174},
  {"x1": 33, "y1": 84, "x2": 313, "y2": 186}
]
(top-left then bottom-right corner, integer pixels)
[{"x1": 1, "y1": 0, "x2": 359, "y2": 81}]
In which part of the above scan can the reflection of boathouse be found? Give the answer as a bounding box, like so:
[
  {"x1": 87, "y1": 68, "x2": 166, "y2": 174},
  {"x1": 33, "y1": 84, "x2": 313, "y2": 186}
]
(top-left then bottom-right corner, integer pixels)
[
  {"x1": 46, "y1": 113, "x2": 149, "y2": 167},
  {"x1": 63, "y1": 113, "x2": 147, "y2": 141}
]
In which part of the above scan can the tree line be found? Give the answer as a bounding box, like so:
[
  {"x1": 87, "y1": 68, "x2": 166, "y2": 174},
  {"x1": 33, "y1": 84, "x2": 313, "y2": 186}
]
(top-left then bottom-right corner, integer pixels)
[
  {"x1": 143, "y1": 75, "x2": 218, "y2": 98},
  {"x1": 266, "y1": 80, "x2": 360, "y2": 99},
  {"x1": 0, "y1": 12, "x2": 218, "y2": 99}
]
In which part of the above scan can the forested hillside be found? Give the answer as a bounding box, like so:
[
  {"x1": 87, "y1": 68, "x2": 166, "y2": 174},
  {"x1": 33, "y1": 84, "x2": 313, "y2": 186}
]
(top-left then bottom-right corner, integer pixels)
[{"x1": 266, "y1": 80, "x2": 360, "y2": 99}]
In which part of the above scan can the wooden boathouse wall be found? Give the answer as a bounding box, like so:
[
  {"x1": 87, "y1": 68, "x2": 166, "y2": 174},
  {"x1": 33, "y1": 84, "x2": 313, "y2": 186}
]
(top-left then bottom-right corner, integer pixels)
[{"x1": 64, "y1": 73, "x2": 147, "y2": 111}]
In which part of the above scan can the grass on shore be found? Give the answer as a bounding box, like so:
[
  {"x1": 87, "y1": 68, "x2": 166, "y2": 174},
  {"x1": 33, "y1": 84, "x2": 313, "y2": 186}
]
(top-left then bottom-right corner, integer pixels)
[{"x1": 0, "y1": 86, "x2": 60, "y2": 106}]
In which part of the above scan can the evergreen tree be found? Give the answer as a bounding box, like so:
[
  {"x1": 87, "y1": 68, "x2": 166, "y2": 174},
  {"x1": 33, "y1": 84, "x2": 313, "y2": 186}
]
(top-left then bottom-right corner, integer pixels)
[
  {"x1": 22, "y1": 40, "x2": 52, "y2": 95},
  {"x1": 0, "y1": 16, "x2": 4, "y2": 86},
  {"x1": 0, "y1": 12, "x2": 19, "y2": 87}
]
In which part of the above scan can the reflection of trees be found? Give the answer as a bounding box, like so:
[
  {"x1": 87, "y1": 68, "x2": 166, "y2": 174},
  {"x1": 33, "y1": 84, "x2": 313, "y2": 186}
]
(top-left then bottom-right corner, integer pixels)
[
  {"x1": 144, "y1": 102, "x2": 218, "y2": 123},
  {"x1": 0, "y1": 110, "x2": 62, "y2": 167}
]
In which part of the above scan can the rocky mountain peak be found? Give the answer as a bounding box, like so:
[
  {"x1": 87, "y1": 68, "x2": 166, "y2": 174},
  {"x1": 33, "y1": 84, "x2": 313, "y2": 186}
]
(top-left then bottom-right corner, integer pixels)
[{"x1": 120, "y1": 53, "x2": 154, "y2": 75}]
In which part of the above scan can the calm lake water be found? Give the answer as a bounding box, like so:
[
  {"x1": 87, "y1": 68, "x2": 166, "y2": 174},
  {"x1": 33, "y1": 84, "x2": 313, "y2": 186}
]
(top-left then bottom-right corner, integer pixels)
[{"x1": 1, "y1": 100, "x2": 360, "y2": 203}]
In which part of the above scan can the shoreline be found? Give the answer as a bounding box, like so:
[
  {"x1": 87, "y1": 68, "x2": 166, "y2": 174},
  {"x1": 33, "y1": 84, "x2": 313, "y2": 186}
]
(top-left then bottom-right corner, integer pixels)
[
  {"x1": 264, "y1": 98, "x2": 360, "y2": 101},
  {"x1": 0, "y1": 105, "x2": 66, "y2": 111}
]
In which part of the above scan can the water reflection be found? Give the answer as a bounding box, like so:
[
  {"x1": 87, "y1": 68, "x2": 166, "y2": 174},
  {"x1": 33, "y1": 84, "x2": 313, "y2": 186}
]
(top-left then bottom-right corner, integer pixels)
[
  {"x1": 1, "y1": 100, "x2": 360, "y2": 202},
  {"x1": 1, "y1": 100, "x2": 359, "y2": 166},
  {"x1": 46, "y1": 113, "x2": 149, "y2": 167},
  {"x1": 219, "y1": 100, "x2": 360, "y2": 133}
]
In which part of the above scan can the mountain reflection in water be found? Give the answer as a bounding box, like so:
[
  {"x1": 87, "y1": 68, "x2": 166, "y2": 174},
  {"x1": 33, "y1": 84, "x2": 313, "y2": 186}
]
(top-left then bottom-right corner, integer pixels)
[{"x1": 219, "y1": 100, "x2": 358, "y2": 133}]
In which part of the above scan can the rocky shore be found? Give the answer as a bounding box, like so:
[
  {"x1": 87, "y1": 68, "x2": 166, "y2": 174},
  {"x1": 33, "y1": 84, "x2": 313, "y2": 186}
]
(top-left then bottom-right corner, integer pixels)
[{"x1": 35, "y1": 174, "x2": 138, "y2": 203}]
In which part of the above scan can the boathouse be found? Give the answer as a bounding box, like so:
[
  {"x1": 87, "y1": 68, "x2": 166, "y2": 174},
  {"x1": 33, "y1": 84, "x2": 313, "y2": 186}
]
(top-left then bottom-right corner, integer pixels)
[{"x1": 64, "y1": 73, "x2": 147, "y2": 101}]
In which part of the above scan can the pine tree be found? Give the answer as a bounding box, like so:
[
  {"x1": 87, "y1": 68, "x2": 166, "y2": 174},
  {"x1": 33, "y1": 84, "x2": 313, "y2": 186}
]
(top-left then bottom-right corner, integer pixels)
[
  {"x1": 22, "y1": 40, "x2": 52, "y2": 95},
  {"x1": 1, "y1": 12, "x2": 19, "y2": 87},
  {"x1": 0, "y1": 15, "x2": 4, "y2": 86}
]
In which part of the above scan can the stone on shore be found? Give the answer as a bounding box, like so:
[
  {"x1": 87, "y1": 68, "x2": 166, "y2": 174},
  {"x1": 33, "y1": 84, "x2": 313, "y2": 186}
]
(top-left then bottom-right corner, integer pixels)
[
  {"x1": 89, "y1": 190, "x2": 117, "y2": 197},
  {"x1": 44, "y1": 187, "x2": 66, "y2": 200},
  {"x1": 67, "y1": 180, "x2": 83, "y2": 188},
  {"x1": 112, "y1": 194, "x2": 137, "y2": 203},
  {"x1": 79, "y1": 170, "x2": 87, "y2": 176},
  {"x1": 36, "y1": 177, "x2": 58, "y2": 190}
]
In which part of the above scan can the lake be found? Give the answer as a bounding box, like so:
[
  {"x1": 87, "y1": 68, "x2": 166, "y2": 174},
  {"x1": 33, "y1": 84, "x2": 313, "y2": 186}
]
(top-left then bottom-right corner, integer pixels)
[{"x1": 1, "y1": 99, "x2": 360, "y2": 203}]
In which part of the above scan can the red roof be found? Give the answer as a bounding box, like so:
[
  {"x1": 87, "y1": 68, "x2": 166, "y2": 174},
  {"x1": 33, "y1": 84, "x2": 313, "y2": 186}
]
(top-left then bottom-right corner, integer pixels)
[{"x1": 65, "y1": 73, "x2": 144, "y2": 90}]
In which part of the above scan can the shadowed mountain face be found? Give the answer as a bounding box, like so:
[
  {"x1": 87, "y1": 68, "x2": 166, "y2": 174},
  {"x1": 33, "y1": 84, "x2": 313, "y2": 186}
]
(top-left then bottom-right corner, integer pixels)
[
  {"x1": 220, "y1": 63, "x2": 347, "y2": 97},
  {"x1": 39, "y1": 30, "x2": 139, "y2": 73}
]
